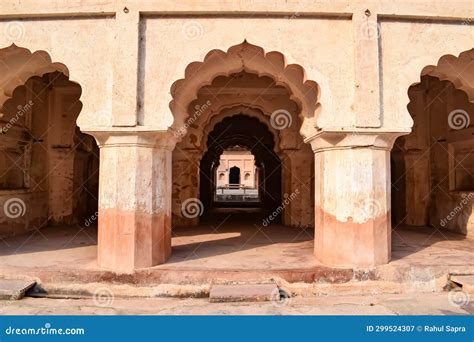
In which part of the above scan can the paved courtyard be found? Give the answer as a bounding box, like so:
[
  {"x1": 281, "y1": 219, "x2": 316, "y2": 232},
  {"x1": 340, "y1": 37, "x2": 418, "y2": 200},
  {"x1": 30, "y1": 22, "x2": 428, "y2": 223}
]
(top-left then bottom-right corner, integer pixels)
[{"x1": 0, "y1": 292, "x2": 472, "y2": 315}]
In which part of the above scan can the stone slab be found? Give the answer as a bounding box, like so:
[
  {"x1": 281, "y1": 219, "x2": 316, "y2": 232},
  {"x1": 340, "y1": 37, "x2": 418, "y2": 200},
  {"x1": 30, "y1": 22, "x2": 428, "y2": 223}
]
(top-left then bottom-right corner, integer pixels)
[
  {"x1": 0, "y1": 279, "x2": 36, "y2": 300},
  {"x1": 209, "y1": 284, "x2": 278, "y2": 303},
  {"x1": 450, "y1": 275, "x2": 474, "y2": 294}
]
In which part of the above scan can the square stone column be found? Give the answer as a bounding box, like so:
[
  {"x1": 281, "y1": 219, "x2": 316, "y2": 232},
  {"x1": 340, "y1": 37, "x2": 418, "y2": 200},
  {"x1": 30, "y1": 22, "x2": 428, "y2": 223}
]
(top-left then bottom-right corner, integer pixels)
[
  {"x1": 309, "y1": 131, "x2": 407, "y2": 268},
  {"x1": 86, "y1": 130, "x2": 176, "y2": 273}
]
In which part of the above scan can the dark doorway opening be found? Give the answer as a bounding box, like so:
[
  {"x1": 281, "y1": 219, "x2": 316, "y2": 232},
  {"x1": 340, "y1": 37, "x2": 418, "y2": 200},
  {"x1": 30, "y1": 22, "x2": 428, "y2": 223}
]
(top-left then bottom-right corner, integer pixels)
[
  {"x1": 199, "y1": 115, "x2": 282, "y2": 220},
  {"x1": 229, "y1": 166, "x2": 240, "y2": 185}
]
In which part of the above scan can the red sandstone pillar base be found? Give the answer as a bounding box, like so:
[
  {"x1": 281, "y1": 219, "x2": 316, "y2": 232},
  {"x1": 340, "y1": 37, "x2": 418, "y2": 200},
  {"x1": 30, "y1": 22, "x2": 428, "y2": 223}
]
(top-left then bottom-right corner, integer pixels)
[
  {"x1": 89, "y1": 130, "x2": 175, "y2": 273},
  {"x1": 310, "y1": 132, "x2": 405, "y2": 268}
]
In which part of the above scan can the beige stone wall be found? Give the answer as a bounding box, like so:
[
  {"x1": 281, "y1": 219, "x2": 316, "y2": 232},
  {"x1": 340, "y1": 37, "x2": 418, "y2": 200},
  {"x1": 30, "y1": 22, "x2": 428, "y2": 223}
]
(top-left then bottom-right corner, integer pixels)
[{"x1": 0, "y1": 1, "x2": 469, "y2": 136}]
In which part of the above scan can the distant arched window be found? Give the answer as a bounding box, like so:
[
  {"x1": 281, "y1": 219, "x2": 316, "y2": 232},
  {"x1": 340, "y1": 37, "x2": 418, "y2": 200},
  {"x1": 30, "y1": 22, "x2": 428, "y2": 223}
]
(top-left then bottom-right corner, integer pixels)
[
  {"x1": 244, "y1": 172, "x2": 250, "y2": 181},
  {"x1": 218, "y1": 172, "x2": 225, "y2": 180}
]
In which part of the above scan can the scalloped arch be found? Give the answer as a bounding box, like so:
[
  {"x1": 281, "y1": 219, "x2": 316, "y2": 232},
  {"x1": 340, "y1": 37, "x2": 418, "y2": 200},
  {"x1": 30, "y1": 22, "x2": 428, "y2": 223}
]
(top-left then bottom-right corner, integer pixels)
[
  {"x1": 409, "y1": 48, "x2": 474, "y2": 107},
  {"x1": 199, "y1": 105, "x2": 282, "y2": 155},
  {"x1": 0, "y1": 44, "x2": 77, "y2": 115},
  {"x1": 182, "y1": 92, "x2": 299, "y2": 150},
  {"x1": 169, "y1": 41, "x2": 320, "y2": 140}
]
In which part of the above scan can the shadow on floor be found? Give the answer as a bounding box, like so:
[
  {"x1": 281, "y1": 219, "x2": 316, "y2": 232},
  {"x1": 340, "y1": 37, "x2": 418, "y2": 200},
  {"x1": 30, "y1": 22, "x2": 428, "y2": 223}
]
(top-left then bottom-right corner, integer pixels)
[
  {"x1": 168, "y1": 209, "x2": 314, "y2": 264},
  {"x1": 0, "y1": 224, "x2": 98, "y2": 256}
]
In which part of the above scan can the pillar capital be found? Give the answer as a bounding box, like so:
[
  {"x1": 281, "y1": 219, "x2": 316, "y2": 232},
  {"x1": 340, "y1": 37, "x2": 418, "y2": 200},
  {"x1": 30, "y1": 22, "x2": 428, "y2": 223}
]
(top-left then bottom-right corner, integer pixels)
[
  {"x1": 81, "y1": 128, "x2": 177, "y2": 150},
  {"x1": 306, "y1": 130, "x2": 410, "y2": 153}
]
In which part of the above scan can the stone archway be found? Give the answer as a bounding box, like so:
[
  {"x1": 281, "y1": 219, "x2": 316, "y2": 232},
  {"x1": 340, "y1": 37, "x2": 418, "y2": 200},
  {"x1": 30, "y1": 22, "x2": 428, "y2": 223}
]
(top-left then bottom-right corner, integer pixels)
[
  {"x1": 170, "y1": 43, "x2": 316, "y2": 229},
  {"x1": 87, "y1": 41, "x2": 405, "y2": 273},
  {"x1": 169, "y1": 41, "x2": 320, "y2": 141},
  {"x1": 391, "y1": 48, "x2": 474, "y2": 236},
  {"x1": 198, "y1": 114, "x2": 283, "y2": 219},
  {"x1": 0, "y1": 44, "x2": 99, "y2": 237}
]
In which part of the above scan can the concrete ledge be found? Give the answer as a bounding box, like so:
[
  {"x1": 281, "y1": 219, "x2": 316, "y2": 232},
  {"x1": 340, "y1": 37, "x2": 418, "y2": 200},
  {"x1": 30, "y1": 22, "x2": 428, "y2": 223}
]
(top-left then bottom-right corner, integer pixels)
[{"x1": 0, "y1": 279, "x2": 36, "y2": 300}]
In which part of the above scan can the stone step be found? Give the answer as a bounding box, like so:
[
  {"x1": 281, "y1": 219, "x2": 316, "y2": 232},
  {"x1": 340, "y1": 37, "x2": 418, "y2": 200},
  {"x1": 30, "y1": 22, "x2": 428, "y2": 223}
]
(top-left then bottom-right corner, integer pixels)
[
  {"x1": 0, "y1": 279, "x2": 36, "y2": 300},
  {"x1": 450, "y1": 275, "x2": 474, "y2": 294},
  {"x1": 209, "y1": 283, "x2": 279, "y2": 303}
]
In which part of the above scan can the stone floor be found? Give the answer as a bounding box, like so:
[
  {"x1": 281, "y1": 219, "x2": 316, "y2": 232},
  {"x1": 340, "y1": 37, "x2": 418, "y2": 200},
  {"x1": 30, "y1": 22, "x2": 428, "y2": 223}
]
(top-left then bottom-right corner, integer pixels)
[
  {"x1": 0, "y1": 211, "x2": 473, "y2": 290},
  {"x1": 0, "y1": 292, "x2": 472, "y2": 315}
]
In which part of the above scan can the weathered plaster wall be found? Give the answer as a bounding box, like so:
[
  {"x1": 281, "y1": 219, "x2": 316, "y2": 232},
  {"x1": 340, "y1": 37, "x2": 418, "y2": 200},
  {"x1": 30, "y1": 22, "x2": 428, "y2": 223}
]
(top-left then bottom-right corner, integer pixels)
[
  {"x1": 0, "y1": 17, "x2": 115, "y2": 128},
  {"x1": 140, "y1": 16, "x2": 354, "y2": 130},
  {"x1": 380, "y1": 19, "x2": 474, "y2": 130}
]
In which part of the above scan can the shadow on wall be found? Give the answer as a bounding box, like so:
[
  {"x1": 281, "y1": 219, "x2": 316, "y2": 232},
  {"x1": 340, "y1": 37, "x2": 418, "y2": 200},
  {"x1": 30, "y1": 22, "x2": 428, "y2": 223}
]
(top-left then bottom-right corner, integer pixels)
[
  {"x1": 0, "y1": 46, "x2": 100, "y2": 238},
  {"x1": 391, "y1": 50, "x2": 474, "y2": 238}
]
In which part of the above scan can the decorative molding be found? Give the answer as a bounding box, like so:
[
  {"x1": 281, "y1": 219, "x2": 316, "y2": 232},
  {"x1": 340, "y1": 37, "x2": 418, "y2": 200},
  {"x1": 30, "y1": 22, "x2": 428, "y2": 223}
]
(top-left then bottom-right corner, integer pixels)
[
  {"x1": 169, "y1": 40, "x2": 320, "y2": 140},
  {"x1": 0, "y1": 44, "x2": 72, "y2": 116}
]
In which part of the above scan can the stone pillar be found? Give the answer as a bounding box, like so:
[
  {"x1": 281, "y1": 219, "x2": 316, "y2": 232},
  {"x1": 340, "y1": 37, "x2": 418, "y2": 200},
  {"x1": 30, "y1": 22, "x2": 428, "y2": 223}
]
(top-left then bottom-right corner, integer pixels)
[
  {"x1": 310, "y1": 132, "x2": 405, "y2": 268},
  {"x1": 88, "y1": 130, "x2": 175, "y2": 273}
]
